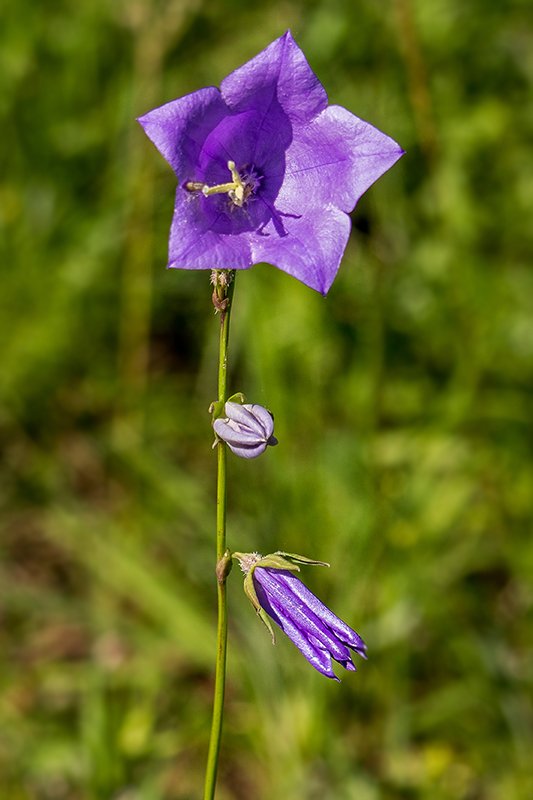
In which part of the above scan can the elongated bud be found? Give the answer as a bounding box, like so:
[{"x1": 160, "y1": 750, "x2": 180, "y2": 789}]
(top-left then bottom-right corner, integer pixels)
[{"x1": 232, "y1": 550, "x2": 366, "y2": 680}]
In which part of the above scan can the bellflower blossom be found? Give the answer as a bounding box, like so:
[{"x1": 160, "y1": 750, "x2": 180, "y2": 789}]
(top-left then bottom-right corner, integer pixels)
[
  {"x1": 234, "y1": 551, "x2": 367, "y2": 680},
  {"x1": 138, "y1": 31, "x2": 404, "y2": 295},
  {"x1": 213, "y1": 401, "x2": 278, "y2": 458}
]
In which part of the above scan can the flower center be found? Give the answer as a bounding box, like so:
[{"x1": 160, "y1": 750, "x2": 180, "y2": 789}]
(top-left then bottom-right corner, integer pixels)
[{"x1": 201, "y1": 161, "x2": 260, "y2": 208}]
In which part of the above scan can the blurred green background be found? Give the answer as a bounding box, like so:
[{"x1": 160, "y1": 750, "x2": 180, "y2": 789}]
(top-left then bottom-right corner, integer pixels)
[{"x1": 1, "y1": 0, "x2": 533, "y2": 797}]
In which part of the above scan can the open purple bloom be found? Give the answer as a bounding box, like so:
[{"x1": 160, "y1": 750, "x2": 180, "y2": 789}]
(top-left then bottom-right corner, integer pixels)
[
  {"x1": 138, "y1": 31, "x2": 403, "y2": 295},
  {"x1": 213, "y1": 401, "x2": 278, "y2": 458},
  {"x1": 235, "y1": 551, "x2": 367, "y2": 680}
]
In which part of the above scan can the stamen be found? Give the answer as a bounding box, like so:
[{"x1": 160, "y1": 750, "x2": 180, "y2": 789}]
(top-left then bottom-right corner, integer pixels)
[
  {"x1": 185, "y1": 181, "x2": 206, "y2": 193},
  {"x1": 200, "y1": 161, "x2": 253, "y2": 208}
]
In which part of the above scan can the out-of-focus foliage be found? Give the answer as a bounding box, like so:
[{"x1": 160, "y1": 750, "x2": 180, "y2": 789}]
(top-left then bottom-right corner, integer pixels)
[{"x1": 1, "y1": 0, "x2": 532, "y2": 797}]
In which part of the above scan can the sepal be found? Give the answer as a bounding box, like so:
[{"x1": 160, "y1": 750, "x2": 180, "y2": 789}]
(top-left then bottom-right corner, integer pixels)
[
  {"x1": 209, "y1": 392, "x2": 246, "y2": 420},
  {"x1": 242, "y1": 568, "x2": 276, "y2": 643},
  {"x1": 272, "y1": 551, "x2": 330, "y2": 569}
]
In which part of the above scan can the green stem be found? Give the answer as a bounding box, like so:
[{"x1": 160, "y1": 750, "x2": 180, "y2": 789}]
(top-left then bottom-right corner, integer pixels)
[{"x1": 203, "y1": 271, "x2": 235, "y2": 800}]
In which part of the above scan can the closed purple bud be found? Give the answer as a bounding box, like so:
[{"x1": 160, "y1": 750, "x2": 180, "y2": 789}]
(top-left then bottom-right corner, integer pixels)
[
  {"x1": 234, "y1": 551, "x2": 367, "y2": 680},
  {"x1": 213, "y1": 401, "x2": 278, "y2": 459}
]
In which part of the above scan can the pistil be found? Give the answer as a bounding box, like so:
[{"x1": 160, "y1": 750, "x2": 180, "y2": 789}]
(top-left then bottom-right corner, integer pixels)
[{"x1": 200, "y1": 161, "x2": 255, "y2": 208}]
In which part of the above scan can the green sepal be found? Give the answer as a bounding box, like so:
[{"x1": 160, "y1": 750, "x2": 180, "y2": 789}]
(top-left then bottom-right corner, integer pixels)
[
  {"x1": 252, "y1": 553, "x2": 303, "y2": 572},
  {"x1": 243, "y1": 567, "x2": 276, "y2": 643},
  {"x1": 208, "y1": 399, "x2": 225, "y2": 418},
  {"x1": 271, "y1": 551, "x2": 330, "y2": 568},
  {"x1": 227, "y1": 392, "x2": 246, "y2": 405},
  {"x1": 257, "y1": 608, "x2": 276, "y2": 642},
  {"x1": 209, "y1": 392, "x2": 247, "y2": 420}
]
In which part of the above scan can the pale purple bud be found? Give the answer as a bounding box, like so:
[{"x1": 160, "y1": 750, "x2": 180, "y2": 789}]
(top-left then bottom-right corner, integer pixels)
[{"x1": 213, "y1": 401, "x2": 278, "y2": 459}]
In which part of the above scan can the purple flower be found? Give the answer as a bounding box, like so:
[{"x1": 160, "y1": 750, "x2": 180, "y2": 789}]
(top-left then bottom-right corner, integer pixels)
[
  {"x1": 213, "y1": 401, "x2": 278, "y2": 458},
  {"x1": 235, "y1": 551, "x2": 367, "y2": 680},
  {"x1": 137, "y1": 31, "x2": 403, "y2": 295}
]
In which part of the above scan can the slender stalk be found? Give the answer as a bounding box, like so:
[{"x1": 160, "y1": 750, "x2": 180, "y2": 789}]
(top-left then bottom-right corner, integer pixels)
[{"x1": 203, "y1": 271, "x2": 235, "y2": 800}]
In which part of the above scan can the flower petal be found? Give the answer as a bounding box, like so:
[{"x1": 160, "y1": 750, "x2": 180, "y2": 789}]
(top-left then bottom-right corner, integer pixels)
[
  {"x1": 249, "y1": 105, "x2": 404, "y2": 294},
  {"x1": 282, "y1": 104, "x2": 405, "y2": 214},
  {"x1": 308, "y1": 635, "x2": 357, "y2": 672},
  {"x1": 224, "y1": 402, "x2": 269, "y2": 438},
  {"x1": 254, "y1": 568, "x2": 352, "y2": 663},
  {"x1": 220, "y1": 31, "x2": 328, "y2": 125},
  {"x1": 251, "y1": 200, "x2": 351, "y2": 295},
  {"x1": 137, "y1": 87, "x2": 229, "y2": 181},
  {"x1": 254, "y1": 579, "x2": 339, "y2": 680},
  {"x1": 226, "y1": 441, "x2": 269, "y2": 459},
  {"x1": 212, "y1": 419, "x2": 264, "y2": 445},
  {"x1": 273, "y1": 569, "x2": 367, "y2": 657},
  {"x1": 167, "y1": 188, "x2": 255, "y2": 271},
  {"x1": 243, "y1": 404, "x2": 275, "y2": 439}
]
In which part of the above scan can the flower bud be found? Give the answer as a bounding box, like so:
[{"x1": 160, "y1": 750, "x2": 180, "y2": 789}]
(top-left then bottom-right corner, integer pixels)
[
  {"x1": 213, "y1": 401, "x2": 278, "y2": 459},
  {"x1": 233, "y1": 550, "x2": 367, "y2": 680}
]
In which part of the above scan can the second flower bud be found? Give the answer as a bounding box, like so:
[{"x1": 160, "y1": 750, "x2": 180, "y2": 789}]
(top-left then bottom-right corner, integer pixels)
[{"x1": 213, "y1": 400, "x2": 278, "y2": 459}]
